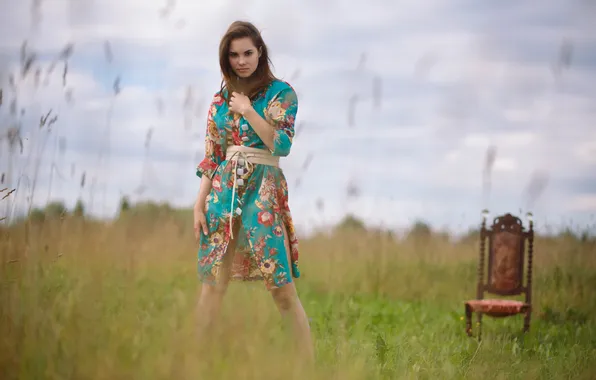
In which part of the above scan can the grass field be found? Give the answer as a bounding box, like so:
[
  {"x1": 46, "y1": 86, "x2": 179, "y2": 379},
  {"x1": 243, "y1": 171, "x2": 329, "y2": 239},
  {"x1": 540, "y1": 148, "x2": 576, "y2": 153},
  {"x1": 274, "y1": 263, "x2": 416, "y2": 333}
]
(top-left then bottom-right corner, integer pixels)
[{"x1": 1, "y1": 207, "x2": 595, "y2": 379}]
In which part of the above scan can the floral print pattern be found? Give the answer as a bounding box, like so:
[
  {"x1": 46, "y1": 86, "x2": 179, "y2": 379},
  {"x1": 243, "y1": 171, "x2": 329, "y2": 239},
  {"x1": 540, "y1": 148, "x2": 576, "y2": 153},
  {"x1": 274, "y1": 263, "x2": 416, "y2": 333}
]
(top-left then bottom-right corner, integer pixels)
[{"x1": 196, "y1": 80, "x2": 300, "y2": 290}]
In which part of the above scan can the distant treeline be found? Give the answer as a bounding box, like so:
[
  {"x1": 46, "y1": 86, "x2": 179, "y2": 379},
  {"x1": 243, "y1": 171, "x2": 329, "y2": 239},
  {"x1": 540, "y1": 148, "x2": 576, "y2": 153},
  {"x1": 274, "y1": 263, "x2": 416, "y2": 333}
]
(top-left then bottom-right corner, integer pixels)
[{"x1": 6, "y1": 197, "x2": 594, "y2": 243}]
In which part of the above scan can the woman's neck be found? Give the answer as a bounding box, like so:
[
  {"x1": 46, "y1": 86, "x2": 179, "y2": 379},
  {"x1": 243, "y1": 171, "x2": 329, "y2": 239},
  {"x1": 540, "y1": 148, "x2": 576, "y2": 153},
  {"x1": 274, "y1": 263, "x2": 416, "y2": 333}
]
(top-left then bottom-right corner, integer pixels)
[{"x1": 233, "y1": 76, "x2": 255, "y2": 94}]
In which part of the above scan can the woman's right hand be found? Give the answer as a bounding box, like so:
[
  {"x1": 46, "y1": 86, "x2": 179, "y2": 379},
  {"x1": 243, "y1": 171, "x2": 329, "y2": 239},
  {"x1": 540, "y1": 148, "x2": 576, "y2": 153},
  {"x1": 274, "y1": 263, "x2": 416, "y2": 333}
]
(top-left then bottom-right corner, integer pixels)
[{"x1": 194, "y1": 206, "x2": 209, "y2": 242}]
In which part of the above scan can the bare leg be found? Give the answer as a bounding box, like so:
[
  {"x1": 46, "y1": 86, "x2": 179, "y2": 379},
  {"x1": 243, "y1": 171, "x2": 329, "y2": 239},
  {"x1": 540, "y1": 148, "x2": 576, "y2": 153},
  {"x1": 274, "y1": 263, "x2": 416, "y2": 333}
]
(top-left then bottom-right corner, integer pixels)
[
  {"x1": 270, "y1": 225, "x2": 314, "y2": 364},
  {"x1": 195, "y1": 224, "x2": 239, "y2": 339}
]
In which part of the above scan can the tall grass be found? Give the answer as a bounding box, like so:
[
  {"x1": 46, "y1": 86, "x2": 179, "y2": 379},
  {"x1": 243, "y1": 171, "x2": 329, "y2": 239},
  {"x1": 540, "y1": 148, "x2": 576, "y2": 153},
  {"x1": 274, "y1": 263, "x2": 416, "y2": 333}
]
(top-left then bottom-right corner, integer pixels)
[
  {"x1": 1, "y1": 11, "x2": 594, "y2": 379},
  {"x1": 1, "y1": 208, "x2": 595, "y2": 379}
]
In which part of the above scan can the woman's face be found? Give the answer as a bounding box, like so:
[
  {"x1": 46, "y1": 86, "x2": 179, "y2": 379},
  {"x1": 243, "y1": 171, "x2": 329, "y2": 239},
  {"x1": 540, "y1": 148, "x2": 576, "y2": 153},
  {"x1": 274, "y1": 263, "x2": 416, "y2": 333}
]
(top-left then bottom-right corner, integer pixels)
[{"x1": 229, "y1": 37, "x2": 260, "y2": 78}]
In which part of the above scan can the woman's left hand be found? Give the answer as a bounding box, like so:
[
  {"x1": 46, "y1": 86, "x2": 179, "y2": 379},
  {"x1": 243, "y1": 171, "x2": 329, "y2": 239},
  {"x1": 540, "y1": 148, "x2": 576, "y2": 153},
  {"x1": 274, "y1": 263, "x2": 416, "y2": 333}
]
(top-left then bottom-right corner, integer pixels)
[{"x1": 229, "y1": 92, "x2": 252, "y2": 116}]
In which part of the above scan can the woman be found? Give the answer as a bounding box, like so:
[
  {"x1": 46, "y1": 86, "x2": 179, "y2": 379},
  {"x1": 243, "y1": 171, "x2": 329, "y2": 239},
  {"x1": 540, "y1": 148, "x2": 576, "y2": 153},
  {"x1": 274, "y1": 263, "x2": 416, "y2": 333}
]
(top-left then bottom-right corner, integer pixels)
[{"x1": 193, "y1": 20, "x2": 313, "y2": 360}]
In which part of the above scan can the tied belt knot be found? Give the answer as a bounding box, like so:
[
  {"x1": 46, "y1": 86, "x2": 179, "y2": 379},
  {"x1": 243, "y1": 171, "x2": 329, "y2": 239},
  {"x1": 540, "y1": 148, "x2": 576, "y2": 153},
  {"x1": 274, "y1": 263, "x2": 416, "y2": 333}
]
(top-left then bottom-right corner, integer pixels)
[{"x1": 225, "y1": 145, "x2": 279, "y2": 239}]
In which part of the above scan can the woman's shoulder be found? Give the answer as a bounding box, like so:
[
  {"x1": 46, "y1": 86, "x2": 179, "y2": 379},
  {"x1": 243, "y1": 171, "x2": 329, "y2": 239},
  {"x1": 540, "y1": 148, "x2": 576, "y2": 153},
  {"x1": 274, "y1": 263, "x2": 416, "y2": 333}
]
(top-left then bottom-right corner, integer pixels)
[
  {"x1": 210, "y1": 90, "x2": 227, "y2": 108},
  {"x1": 207, "y1": 90, "x2": 227, "y2": 123},
  {"x1": 268, "y1": 79, "x2": 295, "y2": 95},
  {"x1": 265, "y1": 79, "x2": 297, "y2": 105}
]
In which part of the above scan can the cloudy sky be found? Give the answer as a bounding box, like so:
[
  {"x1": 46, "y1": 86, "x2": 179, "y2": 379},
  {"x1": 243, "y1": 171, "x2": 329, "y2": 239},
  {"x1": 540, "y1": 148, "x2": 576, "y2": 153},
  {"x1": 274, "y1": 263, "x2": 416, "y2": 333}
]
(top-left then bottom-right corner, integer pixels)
[{"x1": 0, "y1": 0, "x2": 595, "y2": 235}]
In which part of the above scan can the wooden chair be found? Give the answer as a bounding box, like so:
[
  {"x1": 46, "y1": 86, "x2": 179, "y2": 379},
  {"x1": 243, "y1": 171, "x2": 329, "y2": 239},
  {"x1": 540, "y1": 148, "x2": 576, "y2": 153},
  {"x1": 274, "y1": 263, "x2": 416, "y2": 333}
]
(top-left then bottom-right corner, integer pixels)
[{"x1": 464, "y1": 211, "x2": 534, "y2": 340}]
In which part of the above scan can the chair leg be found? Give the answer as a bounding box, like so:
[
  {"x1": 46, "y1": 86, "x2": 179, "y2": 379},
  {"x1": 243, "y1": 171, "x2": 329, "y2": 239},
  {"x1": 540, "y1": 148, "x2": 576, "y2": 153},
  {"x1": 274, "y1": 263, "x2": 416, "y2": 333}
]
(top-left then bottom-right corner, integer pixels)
[
  {"x1": 477, "y1": 312, "x2": 483, "y2": 341},
  {"x1": 465, "y1": 304, "x2": 473, "y2": 336},
  {"x1": 523, "y1": 309, "x2": 531, "y2": 333}
]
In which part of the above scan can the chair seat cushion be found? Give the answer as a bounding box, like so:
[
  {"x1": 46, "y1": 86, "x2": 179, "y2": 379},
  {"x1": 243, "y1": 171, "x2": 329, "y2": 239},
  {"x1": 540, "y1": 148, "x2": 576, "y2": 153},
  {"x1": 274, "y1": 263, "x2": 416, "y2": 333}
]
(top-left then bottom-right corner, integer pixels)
[{"x1": 465, "y1": 299, "x2": 530, "y2": 317}]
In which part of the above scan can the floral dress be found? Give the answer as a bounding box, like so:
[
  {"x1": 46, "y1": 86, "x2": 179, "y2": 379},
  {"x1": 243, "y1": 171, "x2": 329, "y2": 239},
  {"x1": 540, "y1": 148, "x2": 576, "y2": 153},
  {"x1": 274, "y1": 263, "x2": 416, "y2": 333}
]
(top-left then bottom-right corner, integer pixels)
[{"x1": 196, "y1": 79, "x2": 301, "y2": 290}]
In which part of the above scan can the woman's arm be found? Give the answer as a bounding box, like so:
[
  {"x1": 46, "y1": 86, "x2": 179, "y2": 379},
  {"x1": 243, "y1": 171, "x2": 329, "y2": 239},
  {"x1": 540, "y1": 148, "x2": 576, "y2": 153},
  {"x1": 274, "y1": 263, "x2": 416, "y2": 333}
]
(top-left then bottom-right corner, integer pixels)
[
  {"x1": 229, "y1": 85, "x2": 299, "y2": 157},
  {"x1": 242, "y1": 107, "x2": 275, "y2": 151},
  {"x1": 194, "y1": 176, "x2": 212, "y2": 213},
  {"x1": 195, "y1": 93, "x2": 225, "y2": 210},
  {"x1": 194, "y1": 176, "x2": 211, "y2": 237}
]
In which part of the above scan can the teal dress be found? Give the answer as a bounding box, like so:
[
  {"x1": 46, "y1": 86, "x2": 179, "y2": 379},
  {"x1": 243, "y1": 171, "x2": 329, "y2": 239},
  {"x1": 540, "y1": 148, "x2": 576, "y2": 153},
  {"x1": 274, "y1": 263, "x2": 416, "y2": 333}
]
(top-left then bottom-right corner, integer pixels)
[{"x1": 196, "y1": 79, "x2": 301, "y2": 290}]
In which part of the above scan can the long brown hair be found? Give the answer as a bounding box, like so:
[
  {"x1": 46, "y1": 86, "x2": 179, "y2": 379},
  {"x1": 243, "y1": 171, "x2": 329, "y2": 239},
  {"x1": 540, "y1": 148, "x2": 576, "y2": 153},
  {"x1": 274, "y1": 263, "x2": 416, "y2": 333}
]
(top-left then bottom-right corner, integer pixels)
[{"x1": 218, "y1": 21, "x2": 277, "y2": 101}]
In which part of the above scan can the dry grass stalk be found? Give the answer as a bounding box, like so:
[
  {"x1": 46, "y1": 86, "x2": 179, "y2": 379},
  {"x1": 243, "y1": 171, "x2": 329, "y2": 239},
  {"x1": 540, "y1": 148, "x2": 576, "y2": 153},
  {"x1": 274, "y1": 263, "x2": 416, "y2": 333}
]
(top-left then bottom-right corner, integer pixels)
[
  {"x1": 482, "y1": 145, "x2": 497, "y2": 208},
  {"x1": 1, "y1": 188, "x2": 15, "y2": 200}
]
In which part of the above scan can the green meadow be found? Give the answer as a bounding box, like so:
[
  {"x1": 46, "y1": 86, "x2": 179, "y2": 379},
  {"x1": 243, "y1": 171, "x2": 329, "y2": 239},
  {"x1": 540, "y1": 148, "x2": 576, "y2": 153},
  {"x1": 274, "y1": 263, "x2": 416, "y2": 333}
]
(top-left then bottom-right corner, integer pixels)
[{"x1": 1, "y1": 204, "x2": 595, "y2": 379}]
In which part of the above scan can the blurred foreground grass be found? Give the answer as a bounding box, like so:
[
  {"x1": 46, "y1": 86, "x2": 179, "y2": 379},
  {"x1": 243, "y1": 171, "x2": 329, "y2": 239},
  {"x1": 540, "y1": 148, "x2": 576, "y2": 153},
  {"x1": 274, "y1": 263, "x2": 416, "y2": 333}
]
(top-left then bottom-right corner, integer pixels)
[{"x1": 1, "y1": 205, "x2": 595, "y2": 379}]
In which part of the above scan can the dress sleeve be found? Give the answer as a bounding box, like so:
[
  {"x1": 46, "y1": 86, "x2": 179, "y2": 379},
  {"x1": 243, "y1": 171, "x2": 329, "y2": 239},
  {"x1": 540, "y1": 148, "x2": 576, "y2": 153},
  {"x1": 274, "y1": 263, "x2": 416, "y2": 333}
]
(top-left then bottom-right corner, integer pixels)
[
  {"x1": 265, "y1": 84, "x2": 298, "y2": 157},
  {"x1": 196, "y1": 93, "x2": 226, "y2": 179}
]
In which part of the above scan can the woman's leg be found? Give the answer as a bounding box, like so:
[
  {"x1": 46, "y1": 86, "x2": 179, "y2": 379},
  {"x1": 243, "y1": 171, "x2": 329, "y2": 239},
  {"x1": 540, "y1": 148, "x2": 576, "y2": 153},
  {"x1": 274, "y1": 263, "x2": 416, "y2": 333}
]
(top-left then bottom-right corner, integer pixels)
[
  {"x1": 271, "y1": 283, "x2": 314, "y2": 362},
  {"x1": 195, "y1": 224, "x2": 239, "y2": 338},
  {"x1": 270, "y1": 226, "x2": 314, "y2": 363}
]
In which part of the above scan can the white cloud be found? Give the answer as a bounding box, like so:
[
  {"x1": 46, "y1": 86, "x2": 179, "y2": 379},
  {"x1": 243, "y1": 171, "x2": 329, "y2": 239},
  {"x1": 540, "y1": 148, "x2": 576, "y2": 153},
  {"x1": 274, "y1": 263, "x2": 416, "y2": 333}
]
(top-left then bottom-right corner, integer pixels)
[
  {"x1": 1, "y1": 0, "x2": 595, "y2": 234},
  {"x1": 575, "y1": 140, "x2": 596, "y2": 165},
  {"x1": 566, "y1": 194, "x2": 596, "y2": 212}
]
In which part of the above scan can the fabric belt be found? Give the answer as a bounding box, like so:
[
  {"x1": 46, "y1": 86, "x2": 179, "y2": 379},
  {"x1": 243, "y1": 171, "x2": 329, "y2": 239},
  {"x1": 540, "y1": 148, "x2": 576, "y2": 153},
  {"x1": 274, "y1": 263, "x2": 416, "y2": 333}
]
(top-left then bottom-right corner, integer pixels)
[{"x1": 225, "y1": 145, "x2": 279, "y2": 239}]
